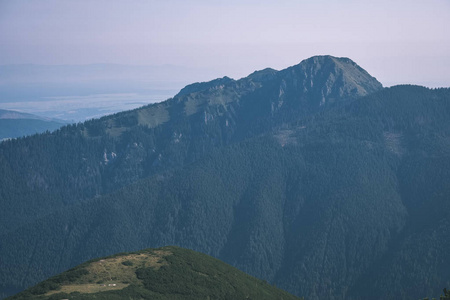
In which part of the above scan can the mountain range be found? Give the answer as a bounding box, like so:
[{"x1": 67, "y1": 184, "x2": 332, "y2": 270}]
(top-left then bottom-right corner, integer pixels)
[{"x1": 1, "y1": 55, "x2": 449, "y2": 299}]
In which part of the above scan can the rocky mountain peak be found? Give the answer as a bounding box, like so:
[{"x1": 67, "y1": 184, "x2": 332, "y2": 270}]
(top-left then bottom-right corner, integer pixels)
[{"x1": 280, "y1": 55, "x2": 382, "y2": 106}]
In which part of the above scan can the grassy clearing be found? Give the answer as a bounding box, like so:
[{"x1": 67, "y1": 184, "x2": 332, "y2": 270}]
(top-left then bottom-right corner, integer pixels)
[
  {"x1": 138, "y1": 105, "x2": 169, "y2": 128},
  {"x1": 106, "y1": 126, "x2": 127, "y2": 137},
  {"x1": 43, "y1": 250, "x2": 171, "y2": 297},
  {"x1": 45, "y1": 283, "x2": 129, "y2": 295}
]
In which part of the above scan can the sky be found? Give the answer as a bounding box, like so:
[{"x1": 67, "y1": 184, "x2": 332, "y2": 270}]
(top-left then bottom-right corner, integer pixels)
[{"x1": 1, "y1": 0, "x2": 450, "y2": 87}]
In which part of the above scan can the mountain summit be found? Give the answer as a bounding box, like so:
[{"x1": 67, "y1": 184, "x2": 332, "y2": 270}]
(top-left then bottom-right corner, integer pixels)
[{"x1": 281, "y1": 55, "x2": 383, "y2": 105}]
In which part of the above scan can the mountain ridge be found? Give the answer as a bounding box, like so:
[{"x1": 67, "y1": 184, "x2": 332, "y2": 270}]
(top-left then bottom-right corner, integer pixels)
[{"x1": 173, "y1": 55, "x2": 382, "y2": 108}]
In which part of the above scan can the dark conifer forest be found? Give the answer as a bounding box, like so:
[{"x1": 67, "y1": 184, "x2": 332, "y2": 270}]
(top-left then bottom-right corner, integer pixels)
[{"x1": 1, "y1": 56, "x2": 450, "y2": 299}]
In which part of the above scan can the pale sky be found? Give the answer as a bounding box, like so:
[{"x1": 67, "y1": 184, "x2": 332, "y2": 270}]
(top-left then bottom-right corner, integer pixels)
[{"x1": 1, "y1": 0, "x2": 450, "y2": 87}]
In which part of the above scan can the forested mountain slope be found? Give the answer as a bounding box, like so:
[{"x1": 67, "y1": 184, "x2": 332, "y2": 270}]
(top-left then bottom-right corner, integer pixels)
[
  {"x1": 2, "y1": 56, "x2": 450, "y2": 299},
  {"x1": 7, "y1": 246, "x2": 301, "y2": 300}
]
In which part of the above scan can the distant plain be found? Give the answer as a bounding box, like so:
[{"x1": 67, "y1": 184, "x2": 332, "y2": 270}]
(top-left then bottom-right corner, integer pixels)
[{"x1": 0, "y1": 64, "x2": 218, "y2": 122}]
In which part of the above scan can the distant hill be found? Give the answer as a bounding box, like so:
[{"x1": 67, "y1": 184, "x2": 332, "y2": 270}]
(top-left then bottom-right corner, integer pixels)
[
  {"x1": 0, "y1": 109, "x2": 66, "y2": 140},
  {"x1": 1, "y1": 56, "x2": 449, "y2": 300},
  {"x1": 6, "y1": 246, "x2": 301, "y2": 300}
]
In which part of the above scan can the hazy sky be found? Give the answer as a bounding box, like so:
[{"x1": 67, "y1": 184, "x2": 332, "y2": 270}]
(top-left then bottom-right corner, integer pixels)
[{"x1": 1, "y1": 0, "x2": 450, "y2": 87}]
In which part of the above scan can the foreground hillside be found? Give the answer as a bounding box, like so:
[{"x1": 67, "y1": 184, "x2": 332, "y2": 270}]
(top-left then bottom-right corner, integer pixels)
[
  {"x1": 1, "y1": 56, "x2": 450, "y2": 299},
  {"x1": 7, "y1": 246, "x2": 301, "y2": 300}
]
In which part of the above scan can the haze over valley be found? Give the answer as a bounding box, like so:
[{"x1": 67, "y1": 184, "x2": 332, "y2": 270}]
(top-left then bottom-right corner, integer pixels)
[{"x1": 0, "y1": 64, "x2": 217, "y2": 122}]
